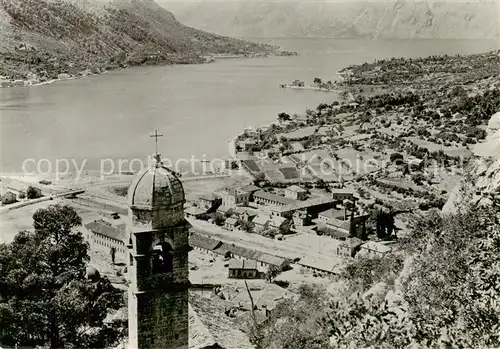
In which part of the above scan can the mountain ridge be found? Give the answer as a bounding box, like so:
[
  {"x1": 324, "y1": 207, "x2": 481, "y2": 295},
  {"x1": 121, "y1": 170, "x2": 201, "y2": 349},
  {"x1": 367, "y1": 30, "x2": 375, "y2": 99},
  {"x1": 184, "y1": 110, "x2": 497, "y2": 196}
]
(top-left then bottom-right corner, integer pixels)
[
  {"x1": 0, "y1": 0, "x2": 274, "y2": 81},
  {"x1": 163, "y1": 0, "x2": 500, "y2": 39}
]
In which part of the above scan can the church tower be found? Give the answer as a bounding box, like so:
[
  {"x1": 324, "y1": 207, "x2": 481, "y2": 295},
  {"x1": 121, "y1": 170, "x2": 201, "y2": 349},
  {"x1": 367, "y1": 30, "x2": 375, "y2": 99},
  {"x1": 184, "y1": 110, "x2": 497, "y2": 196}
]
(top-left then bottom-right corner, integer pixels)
[{"x1": 127, "y1": 153, "x2": 189, "y2": 349}]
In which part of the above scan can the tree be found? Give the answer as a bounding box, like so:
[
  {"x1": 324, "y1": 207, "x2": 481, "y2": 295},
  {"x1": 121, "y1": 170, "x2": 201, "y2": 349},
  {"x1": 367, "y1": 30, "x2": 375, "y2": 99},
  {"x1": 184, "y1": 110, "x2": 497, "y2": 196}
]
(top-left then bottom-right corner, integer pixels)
[
  {"x1": 277, "y1": 112, "x2": 291, "y2": 122},
  {"x1": 265, "y1": 265, "x2": 281, "y2": 283},
  {"x1": 214, "y1": 215, "x2": 226, "y2": 226},
  {"x1": 26, "y1": 186, "x2": 41, "y2": 199},
  {"x1": 313, "y1": 77, "x2": 322, "y2": 85},
  {"x1": 240, "y1": 220, "x2": 254, "y2": 233},
  {"x1": 390, "y1": 152, "x2": 404, "y2": 163},
  {"x1": 0, "y1": 205, "x2": 123, "y2": 348}
]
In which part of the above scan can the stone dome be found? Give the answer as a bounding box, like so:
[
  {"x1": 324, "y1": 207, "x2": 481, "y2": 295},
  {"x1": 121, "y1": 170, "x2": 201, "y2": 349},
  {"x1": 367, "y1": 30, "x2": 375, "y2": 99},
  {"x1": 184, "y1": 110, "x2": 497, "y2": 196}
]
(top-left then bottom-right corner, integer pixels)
[{"x1": 127, "y1": 154, "x2": 185, "y2": 210}]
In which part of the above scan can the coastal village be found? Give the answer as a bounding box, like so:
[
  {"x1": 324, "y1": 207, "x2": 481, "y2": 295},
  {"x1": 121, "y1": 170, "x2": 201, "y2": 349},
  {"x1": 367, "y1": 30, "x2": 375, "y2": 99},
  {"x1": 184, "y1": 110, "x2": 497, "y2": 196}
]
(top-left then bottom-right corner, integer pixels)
[{"x1": 1, "y1": 47, "x2": 499, "y2": 349}]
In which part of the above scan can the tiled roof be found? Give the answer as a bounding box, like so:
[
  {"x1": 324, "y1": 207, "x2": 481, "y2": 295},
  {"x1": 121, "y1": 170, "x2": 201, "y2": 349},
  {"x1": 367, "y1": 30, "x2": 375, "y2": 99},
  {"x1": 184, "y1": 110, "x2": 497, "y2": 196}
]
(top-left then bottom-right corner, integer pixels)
[
  {"x1": 272, "y1": 195, "x2": 337, "y2": 213},
  {"x1": 318, "y1": 208, "x2": 346, "y2": 219},
  {"x1": 85, "y1": 220, "x2": 125, "y2": 242},
  {"x1": 239, "y1": 184, "x2": 260, "y2": 193},
  {"x1": 225, "y1": 217, "x2": 239, "y2": 225},
  {"x1": 269, "y1": 216, "x2": 287, "y2": 228},
  {"x1": 252, "y1": 215, "x2": 270, "y2": 226},
  {"x1": 286, "y1": 185, "x2": 307, "y2": 193},
  {"x1": 317, "y1": 224, "x2": 350, "y2": 239},
  {"x1": 254, "y1": 191, "x2": 296, "y2": 205},
  {"x1": 189, "y1": 232, "x2": 222, "y2": 251},
  {"x1": 217, "y1": 205, "x2": 233, "y2": 214},
  {"x1": 217, "y1": 243, "x2": 286, "y2": 267},
  {"x1": 228, "y1": 259, "x2": 258, "y2": 270}
]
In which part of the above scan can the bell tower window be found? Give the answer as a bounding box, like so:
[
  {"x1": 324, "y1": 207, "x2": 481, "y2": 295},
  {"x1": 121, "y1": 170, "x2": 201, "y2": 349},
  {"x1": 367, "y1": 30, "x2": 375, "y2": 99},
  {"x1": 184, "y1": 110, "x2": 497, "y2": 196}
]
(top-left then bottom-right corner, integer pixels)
[{"x1": 152, "y1": 242, "x2": 174, "y2": 274}]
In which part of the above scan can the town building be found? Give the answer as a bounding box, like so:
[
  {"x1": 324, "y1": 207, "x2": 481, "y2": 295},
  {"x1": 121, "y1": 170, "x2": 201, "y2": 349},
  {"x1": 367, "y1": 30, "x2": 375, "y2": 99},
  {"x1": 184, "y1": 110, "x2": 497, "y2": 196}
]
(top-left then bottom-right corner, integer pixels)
[
  {"x1": 254, "y1": 190, "x2": 296, "y2": 207},
  {"x1": 84, "y1": 219, "x2": 127, "y2": 256},
  {"x1": 338, "y1": 237, "x2": 364, "y2": 258},
  {"x1": 197, "y1": 193, "x2": 221, "y2": 212},
  {"x1": 189, "y1": 231, "x2": 289, "y2": 270},
  {"x1": 185, "y1": 206, "x2": 209, "y2": 219},
  {"x1": 228, "y1": 259, "x2": 259, "y2": 279},
  {"x1": 318, "y1": 207, "x2": 349, "y2": 223},
  {"x1": 357, "y1": 241, "x2": 392, "y2": 258},
  {"x1": 239, "y1": 139, "x2": 257, "y2": 152},
  {"x1": 292, "y1": 209, "x2": 309, "y2": 227},
  {"x1": 224, "y1": 217, "x2": 239, "y2": 231},
  {"x1": 232, "y1": 207, "x2": 258, "y2": 223},
  {"x1": 331, "y1": 190, "x2": 355, "y2": 202},
  {"x1": 269, "y1": 216, "x2": 291, "y2": 233},
  {"x1": 217, "y1": 184, "x2": 258, "y2": 207},
  {"x1": 316, "y1": 223, "x2": 350, "y2": 240},
  {"x1": 284, "y1": 185, "x2": 308, "y2": 201},
  {"x1": 252, "y1": 215, "x2": 270, "y2": 231},
  {"x1": 0, "y1": 188, "x2": 17, "y2": 205},
  {"x1": 216, "y1": 205, "x2": 233, "y2": 217},
  {"x1": 238, "y1": 184, "x2": 260, "y2": 200}
]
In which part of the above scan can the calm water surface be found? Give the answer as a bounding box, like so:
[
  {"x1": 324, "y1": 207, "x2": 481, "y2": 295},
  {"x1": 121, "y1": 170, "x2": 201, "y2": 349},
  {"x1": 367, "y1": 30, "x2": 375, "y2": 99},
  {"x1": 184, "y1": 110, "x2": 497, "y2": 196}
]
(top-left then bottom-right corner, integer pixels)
[{"x1": 1, "y1": 38, "x2": 498, "y2": 173}]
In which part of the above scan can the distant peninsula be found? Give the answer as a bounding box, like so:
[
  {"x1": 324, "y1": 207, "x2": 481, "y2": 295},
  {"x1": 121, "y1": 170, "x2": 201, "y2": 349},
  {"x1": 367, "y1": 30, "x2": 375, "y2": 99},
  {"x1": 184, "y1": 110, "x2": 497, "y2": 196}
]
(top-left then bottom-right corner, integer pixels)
[{"x1": 0, "y1": 0, "x2": 283, "y2": 85}]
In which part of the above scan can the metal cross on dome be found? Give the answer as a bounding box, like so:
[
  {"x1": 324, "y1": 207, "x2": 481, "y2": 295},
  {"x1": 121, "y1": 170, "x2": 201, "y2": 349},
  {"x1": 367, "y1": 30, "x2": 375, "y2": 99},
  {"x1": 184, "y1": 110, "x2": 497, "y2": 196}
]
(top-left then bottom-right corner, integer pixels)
[{"x1": 150, "y1": 129, "x2": 163, "y2": 155}]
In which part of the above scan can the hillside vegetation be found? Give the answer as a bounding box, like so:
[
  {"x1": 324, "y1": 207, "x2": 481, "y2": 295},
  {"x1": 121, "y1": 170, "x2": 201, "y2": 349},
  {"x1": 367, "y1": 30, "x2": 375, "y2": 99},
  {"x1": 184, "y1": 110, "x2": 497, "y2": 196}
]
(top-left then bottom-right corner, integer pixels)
[
  {"x1": 0, "y1": 0, "x2": 274, "y2": 80},
  {"x1": 165, "y1": 0, "x2": 500, "y2": 39}
]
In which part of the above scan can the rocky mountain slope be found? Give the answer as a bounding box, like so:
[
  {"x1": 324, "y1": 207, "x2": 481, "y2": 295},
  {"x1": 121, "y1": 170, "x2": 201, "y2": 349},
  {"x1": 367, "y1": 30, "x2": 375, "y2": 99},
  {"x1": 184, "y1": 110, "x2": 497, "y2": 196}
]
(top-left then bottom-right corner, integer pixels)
[
  {"x1": 164, "y1": 0, "x2": 500, "y2": 39},
  {"x1": 443, "y1": 111, "x2": 500, "y2": 213},
  {"x1": 0, "y1": 0, "x2": 274, "y2": 80}
]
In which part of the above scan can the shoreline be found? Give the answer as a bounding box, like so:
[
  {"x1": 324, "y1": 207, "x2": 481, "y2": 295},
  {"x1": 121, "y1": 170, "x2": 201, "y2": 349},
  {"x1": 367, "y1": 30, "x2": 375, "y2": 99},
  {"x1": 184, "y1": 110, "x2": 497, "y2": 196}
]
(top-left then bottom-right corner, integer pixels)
[
  {"x1": 280, "y1": 84, "x2": 340, "y2": 93},
  {"x1": 1, "y1": 50, "x2": 295, "y2": 90}
]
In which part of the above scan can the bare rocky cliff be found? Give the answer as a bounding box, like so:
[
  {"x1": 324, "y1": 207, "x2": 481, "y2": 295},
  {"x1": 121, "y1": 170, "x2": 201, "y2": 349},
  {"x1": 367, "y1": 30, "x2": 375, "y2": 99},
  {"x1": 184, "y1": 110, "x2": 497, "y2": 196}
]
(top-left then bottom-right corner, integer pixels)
[
  {"x1": 164, "y1": 0, "x2": 500, "y2": 39},
  {"x1": 0, "y1": 0, "x2": 273, "y2": 81},
  {"x1": 443, "y1": 111, "x2": 500, "y2": 213}
]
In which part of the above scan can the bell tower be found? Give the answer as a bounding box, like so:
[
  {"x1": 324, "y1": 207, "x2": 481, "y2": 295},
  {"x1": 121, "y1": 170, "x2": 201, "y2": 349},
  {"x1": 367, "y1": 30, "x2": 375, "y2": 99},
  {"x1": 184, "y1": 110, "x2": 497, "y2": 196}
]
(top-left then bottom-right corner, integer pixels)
[{"x1": 127, "y1": 153, "x2": 190, "y2": 349}]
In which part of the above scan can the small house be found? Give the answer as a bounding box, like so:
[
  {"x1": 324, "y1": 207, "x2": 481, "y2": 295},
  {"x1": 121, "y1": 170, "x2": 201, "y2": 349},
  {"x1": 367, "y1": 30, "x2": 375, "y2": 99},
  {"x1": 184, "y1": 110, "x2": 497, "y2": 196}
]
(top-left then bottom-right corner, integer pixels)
[
  {"x1": 185, "y1": 206, "x2": 208, "y2": 219},
  {"x1": 284, "y1": 185, "x2": 308, "y2": 201},
  {"x1": 224, "y1": 217, "x2": 239, "y2": 231},
  {"x1": 292, "y1": 209, "x2": 310, "y2": 227},
  {"x1": 253, "y1": 215, "x2": 270, "y2": 231},
  {"x1": 218, "y1": 187, "x2": 251, "y2": 207},
  {"x1": 338, "y1": 237, "x2": 364, "y2": 258},
  {"x1": 357, "y1": 241, "x2": 392, "y2": 258},
  {"x1": 1, "y1": 189, "x2": 17, "y2": 205},
  {"x1": 197, "y1": 194, "x2": 221, "y2": 212},
  {"x1": 228, "y1": 259, "x2": 258, "y2": 279},
  {"x1": 239, "y1": 139, "x2": 257, "y2": 153},
  {"x1": 331, "y1": 190, "x2": 355, "y2": 202},
  {"x1": 269, "y1": 216, "x2": 291, "y2": 233},
  {"x1": 216, "y1": 205, "x2": 234, "y2": 217}
]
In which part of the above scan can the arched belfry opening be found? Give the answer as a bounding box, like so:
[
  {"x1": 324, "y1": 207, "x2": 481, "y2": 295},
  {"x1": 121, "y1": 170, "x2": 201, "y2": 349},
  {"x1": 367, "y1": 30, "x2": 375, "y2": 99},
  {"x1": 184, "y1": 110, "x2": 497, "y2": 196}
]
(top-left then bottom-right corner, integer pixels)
[{"x1": 152, "y1": 242, "x2": 174, "y2": 274}]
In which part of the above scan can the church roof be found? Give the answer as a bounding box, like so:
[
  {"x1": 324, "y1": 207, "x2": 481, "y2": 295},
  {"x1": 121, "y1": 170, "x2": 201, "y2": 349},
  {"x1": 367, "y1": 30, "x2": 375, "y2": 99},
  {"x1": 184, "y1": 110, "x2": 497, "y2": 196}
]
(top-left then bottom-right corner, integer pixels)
[{"x1": 127, "y1": 154, "x2": 185, "y2": 210}]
